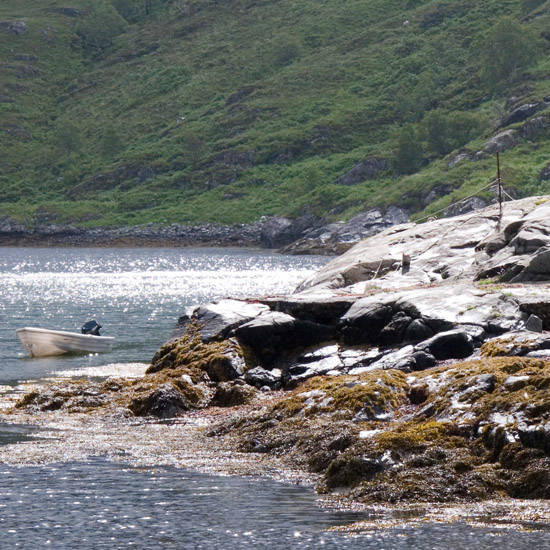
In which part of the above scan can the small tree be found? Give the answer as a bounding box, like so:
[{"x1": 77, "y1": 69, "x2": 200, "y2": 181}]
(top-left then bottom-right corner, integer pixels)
[
  {"x1": 100, "y1": 127, "x2": 124, "y2": 158},
  {"x1": 478, "y1": 17, "x2": 537, "y2": 88},
  {"x1": 393, "y1": 125, "x2": 424, "y2": 175},
  {"x1": 113, "y1": 0, "x2": 142, "y2": 23},
  {"x1": 56, "y1": 123, "x2": 81, "y2": 160},
  {"x1": 423, "y1": 110, "x2": 450, "y2": 155},
  {"x1": 423, "y1": 110, "x2": 485, "y2": 156},
  {"x1": 78, "y1": 2, "x2": 127, "y2": 52}
]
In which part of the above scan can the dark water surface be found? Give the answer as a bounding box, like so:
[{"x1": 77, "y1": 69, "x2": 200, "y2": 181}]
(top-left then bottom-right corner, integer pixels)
[
  {"x1": 1, "y1": 247, "x2": 549, "y2": 548},
  {"x1": 1, "y1": 458, "x2": 549, "y2": 550}
]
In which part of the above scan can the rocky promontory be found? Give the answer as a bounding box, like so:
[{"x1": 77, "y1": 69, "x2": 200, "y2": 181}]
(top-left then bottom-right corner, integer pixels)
[{"x1": 11, "y1": 195, "x2": 550, "y2": 505}]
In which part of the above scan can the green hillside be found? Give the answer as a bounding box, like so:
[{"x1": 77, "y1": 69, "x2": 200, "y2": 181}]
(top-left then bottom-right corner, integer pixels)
[{"x1": 1, "y1": 0, "x2": 550, "y2": 227}]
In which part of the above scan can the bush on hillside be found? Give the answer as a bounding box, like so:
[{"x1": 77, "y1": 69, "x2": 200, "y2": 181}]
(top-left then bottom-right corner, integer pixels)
[
  {"x1": 392, "y1": 125, "x2": 424, "y2": 175},
  {"x1": 77, "y1": 2, "x2": 127, "y2": 51},
  {"x1": 477, "y1": 16, "x2": 539, "y2": 88},
  {"x1": 423, "y1": 110, "x2": 486, "y2": 155}
]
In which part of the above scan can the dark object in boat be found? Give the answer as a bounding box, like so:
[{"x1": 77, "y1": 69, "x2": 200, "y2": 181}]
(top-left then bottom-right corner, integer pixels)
[{"x1": 81, "y1": 320, "x2": 101, "y2": 336}]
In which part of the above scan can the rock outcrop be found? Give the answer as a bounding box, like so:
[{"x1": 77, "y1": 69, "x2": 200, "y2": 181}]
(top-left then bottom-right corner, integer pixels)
[
  {"x1": 14, "y1": 195, "x2": 550, "y2": 506},
  {"x1": 0, "y1": 21, "x2": 28, "y2": 35},
  {"x1": 280, "y1": 206, "x2": 409, "y2": 255}
]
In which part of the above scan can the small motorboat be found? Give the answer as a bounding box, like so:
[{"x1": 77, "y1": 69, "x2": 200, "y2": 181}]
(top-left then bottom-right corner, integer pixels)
[{"x1": 16, "y1": 321, "x2": 114, "y2": 358}]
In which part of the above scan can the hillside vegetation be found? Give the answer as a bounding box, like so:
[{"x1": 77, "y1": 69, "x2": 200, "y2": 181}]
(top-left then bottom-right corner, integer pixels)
[{"x1": 1, "y1": 0, "x2": 550, "y2": 227}]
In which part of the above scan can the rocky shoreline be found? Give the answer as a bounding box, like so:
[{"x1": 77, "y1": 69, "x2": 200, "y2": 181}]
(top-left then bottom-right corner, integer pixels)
[
  {"x1": 0, "y1": 205, "x2": 410, "y2": 253},
  {"x1": 6, "y1": 195, "x2": 550, "y2": 508},
  {"x1": 0, "y1": 217, "x2": 266, "y2": 248}
]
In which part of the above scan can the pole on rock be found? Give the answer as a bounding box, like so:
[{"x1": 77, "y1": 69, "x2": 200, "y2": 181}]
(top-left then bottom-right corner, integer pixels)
[{"x1": 496, "y1": 153, "x2": 503, "y2": 231}]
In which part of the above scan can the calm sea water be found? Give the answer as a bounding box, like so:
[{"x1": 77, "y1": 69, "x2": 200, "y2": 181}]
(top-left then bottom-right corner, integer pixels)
[
  {"x1": 0, "y1": 247, "x2": 327, "y2": 384},
  {"x1": 0, "y1": 247, "x2": 549, "y2": 549}
]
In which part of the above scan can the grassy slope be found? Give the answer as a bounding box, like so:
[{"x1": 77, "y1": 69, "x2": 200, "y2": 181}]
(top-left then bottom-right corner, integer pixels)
[{"x1": 1, "y1": 0, "x2": 550, "y2": 227}]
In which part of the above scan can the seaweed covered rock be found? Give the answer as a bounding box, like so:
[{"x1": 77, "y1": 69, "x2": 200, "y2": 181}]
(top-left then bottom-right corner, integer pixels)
[
  {"x1": 15, "y1": 379, "x2": 124, "y2": 413},
  {"x1": 148, "y1": 327, "x2": 246, "y2": 382},
  {"x1": 216, "y1": 356, "x2": 550, "y2": 503},
  {"x1": 210, "y1": 381, "x2": 258, "y2": 407},
  {"x1": 480, "y1": 331, "x2": 550, "y2": 358},
  {"x1": 128, "y1": 383, "x2": 190, "y2": 419}
]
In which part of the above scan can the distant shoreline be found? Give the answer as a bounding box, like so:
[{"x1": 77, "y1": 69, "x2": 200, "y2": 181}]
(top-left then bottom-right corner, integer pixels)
[{"x1": 0, "y1": 221, "x2": 265, "y2": 249}]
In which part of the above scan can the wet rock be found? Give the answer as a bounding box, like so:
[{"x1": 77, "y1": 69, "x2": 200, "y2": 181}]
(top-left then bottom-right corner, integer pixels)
[
  {"x1": 340, "y1": 348, "x2": 384, "y2": 369},
  {"x1": 244, "y1": 366, "x2": 283, "y2": 389},
  {"x1": 260, "y1": 296, "x2": 355, "y2": 325},
  {"x1": 458, "y1": 324, "x2": 487, "y2": 346},
  {"x1": 288, "y1": 354, "x2": 344, "y2": 385},
  {"x1": 340, "y1": 303, "x2": 394, "y2": 345},
  {"x1": 464, "y1": 373, "x2": 496, "y2": 397},
  {"x1": 350, "y1": 345, "x2": 416, "y2": 374},
  {"x1": 410, "y1": 351, "x2": 437, "y2": 371},
  {"x1": 403, "y1": 318, "x2": 434, "y2": 343},
  {"x1": 128, "y1": 384, "x2": 188, "y2": 419},
  {"x1": 415, "y1": 329, "x2": 474, "y2": 360},
  {"x1": 378, "y1": 312, "x2": 412, "y2": 346}
]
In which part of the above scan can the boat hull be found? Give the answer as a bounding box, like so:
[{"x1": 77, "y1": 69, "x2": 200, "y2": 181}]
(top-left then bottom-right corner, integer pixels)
[{"x1": 16, "y1": 327, "x2": 114, "y2": 358}]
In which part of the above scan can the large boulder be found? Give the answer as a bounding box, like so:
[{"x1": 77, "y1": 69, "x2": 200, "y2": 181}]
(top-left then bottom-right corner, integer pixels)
[
  {"x1": 501, "y1": 103, "x2": 545, "y2": 127},
  {"x1": 335, "y1": 157, "x2": 388, "y2": 185},
  {"x1": 340, "y1": 302, "x2": 395, "y2": 345},
  {"x1": 522, "y1": 116, "x2": 549, "y2": 141},
  {"x1": 0, "y1": 21, "x2": 28, "y2": 35},
  {"x1": 235, "y1": 311, "x2": 336, "y2": 363},
  {"x1": 483, "y1": 130, "x2": 518, "y2": 154}
]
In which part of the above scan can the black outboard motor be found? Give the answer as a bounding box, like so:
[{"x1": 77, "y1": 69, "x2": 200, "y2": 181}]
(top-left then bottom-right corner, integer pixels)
[{"x1": 81, "y1": 320, "x2": 101, "y2": 336}]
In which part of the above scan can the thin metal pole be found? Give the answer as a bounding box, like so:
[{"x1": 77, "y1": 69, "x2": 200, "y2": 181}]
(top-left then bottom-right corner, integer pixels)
[{"x1": 497, "y1": 153, "x2": 502, "y2": 230}]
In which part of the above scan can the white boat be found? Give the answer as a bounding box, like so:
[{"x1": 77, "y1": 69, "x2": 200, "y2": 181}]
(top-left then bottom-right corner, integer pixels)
[{"x1": 16, "y1": 327, "x2": 115, "y2": 358}]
